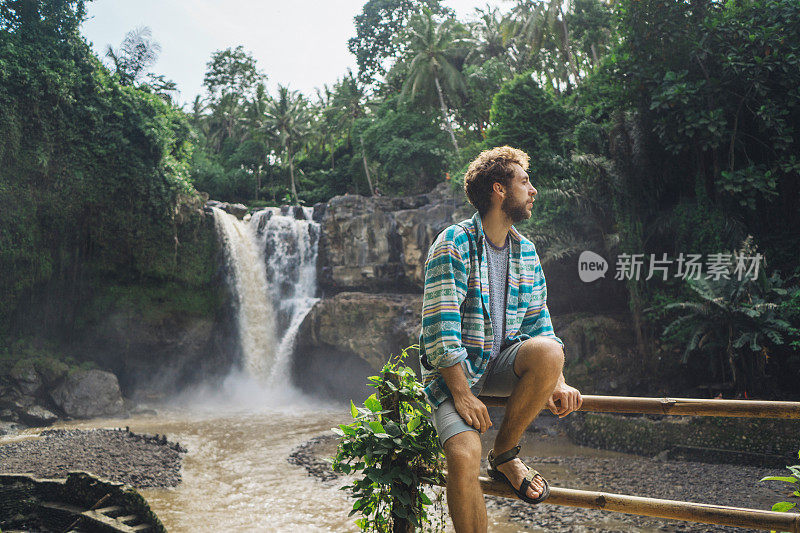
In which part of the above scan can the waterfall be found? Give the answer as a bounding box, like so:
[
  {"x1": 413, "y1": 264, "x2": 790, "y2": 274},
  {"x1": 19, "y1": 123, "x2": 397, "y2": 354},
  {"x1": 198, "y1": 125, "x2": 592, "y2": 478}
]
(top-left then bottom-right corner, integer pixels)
[{"x1": 211, "y1": 206, "x2": 319, "y2": 386}]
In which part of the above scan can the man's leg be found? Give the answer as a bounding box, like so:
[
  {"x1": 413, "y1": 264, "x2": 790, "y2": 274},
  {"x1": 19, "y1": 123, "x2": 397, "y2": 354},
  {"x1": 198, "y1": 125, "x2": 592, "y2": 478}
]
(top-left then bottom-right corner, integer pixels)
[
  {"x1": 492, "y1": 337, "x2": 564, "y2": 499},
  {"x1": 443, "y1": 430, "x2": 486, "y2": 533}
]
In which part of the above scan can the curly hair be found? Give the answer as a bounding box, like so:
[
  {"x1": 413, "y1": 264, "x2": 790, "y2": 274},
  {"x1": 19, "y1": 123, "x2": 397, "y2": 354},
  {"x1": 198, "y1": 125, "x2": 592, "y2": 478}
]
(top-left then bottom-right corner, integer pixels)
[{"x1": 463, "y1": 146, "x2": 530, "y2": 216}]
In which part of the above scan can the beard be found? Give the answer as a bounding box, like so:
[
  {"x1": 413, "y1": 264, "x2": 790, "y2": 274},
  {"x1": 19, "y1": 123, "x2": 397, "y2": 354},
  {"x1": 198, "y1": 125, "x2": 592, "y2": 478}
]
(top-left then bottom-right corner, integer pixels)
[{"x1": 501, "y1": 194, "x2": 531, "y2": 223}]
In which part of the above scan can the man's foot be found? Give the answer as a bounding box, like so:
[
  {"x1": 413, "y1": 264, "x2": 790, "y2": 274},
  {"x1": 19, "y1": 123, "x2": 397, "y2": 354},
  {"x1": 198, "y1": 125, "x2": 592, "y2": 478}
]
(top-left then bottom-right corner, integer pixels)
[
  {"x1": 487, "y1": 446, "x2": 551, "y2": 504},
  {"x1": 495, "y1": 456, "x2": 544, "y2": 500}
]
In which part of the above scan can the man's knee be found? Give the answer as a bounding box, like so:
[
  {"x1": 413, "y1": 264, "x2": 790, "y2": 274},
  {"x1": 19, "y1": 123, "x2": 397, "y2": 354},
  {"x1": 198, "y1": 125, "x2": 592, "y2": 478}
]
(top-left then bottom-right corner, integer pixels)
[
  {"x1": 515, "y1": 337, "x2": 564, "y2": 379},
  {"x1": 443, "y1": 431, "x2": 482, "y2": 474}
]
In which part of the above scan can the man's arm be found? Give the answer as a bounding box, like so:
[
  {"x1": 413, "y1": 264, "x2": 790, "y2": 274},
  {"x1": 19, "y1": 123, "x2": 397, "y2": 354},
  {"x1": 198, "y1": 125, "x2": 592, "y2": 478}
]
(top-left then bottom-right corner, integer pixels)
[
  {"x1": 420, "y1": 227, "x2": 470, "y2": 369},
  {"x1": 421, "y1": 227, "x2": 492, "y2": 432},
  {"x1": 440, "y1": 362, "x2": 492, "y2": 433}
]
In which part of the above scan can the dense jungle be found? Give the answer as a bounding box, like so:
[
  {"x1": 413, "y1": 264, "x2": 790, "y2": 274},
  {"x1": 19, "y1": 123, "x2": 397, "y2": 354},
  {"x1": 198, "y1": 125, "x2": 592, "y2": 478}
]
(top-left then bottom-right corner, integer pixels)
[{"x1": 1, "y1": 0, "x2": 799, "y2": 408}]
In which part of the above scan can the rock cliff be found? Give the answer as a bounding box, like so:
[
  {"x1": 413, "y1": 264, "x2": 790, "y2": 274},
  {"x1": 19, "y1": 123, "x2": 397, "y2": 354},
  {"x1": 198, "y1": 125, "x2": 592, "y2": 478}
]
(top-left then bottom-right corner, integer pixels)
[
  {"x1": 297, "y1": 182, "x2": 634, "y2": 398},
  {"x1": 317, "y1": 182, "x2": 473, "y2": 292}
]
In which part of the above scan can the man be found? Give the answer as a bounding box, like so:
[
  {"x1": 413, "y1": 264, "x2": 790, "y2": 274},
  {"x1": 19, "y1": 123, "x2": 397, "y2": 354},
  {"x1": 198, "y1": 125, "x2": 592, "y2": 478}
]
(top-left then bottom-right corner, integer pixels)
[{"x1": 419, "y1": 146, "x2": 582, "y2": 532}]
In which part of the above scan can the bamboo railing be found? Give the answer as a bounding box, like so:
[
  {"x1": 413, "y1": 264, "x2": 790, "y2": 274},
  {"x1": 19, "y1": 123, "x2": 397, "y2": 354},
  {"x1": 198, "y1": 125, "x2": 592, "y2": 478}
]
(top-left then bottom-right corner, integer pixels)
[
  {"x1": 430, "y1": 472, "x2": 800, "y2": 532},
  {"x1": 417, "y1": 394, "x2": 800, "y2": 531},
  {"x1": 478, "y1": 394, "x2": 800, "y2": 419}
]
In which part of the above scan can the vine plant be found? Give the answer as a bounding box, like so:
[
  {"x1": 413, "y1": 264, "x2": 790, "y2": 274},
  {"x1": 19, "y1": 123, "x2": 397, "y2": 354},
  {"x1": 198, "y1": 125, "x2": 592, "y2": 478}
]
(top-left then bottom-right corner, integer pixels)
[{"x1": 332, "y1": 346, "x2": 445, "y2": 532}]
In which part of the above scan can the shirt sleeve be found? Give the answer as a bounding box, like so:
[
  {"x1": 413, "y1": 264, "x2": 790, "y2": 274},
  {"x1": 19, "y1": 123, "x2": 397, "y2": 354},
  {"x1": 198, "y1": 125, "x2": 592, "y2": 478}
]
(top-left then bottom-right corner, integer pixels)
[
  {"x1": 420, "y1": 227, "x2": 470, "y2": 369},
  {"x1": 519, "y1": 253, "x2": 564, "y2": 347}
]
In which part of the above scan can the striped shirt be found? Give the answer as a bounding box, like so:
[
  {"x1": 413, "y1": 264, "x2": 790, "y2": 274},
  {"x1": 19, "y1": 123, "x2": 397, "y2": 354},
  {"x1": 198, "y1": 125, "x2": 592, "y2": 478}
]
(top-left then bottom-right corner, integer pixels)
[{"x1": 419, "y1": 212, "x2": 563, "y2": 407}]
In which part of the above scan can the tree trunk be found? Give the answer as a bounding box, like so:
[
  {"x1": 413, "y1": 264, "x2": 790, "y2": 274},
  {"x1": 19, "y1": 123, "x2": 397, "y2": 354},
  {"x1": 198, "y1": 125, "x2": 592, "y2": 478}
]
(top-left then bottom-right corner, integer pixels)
[
  {"x1": 558, "y1": 4, "x2": 581, "y2": 82},
  {"x1": 434, "y1": 74, "x2": 459, "y2": 153},
  {"x1": 591, "y1": 43, "x2": 599, "y2": 68},
  {"x1": 287, "y1": 146, "x2": 298, "y2": 204},
  {"x1": 727, "y1": 324, "x2": 741, "y2": 394},
  {"x1": 360, "y1": 136, "x2": 375, "y2": 196}
]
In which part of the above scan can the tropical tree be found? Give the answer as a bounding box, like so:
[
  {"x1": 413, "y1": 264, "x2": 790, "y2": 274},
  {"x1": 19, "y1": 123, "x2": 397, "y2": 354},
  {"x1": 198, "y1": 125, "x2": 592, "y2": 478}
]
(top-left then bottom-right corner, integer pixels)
[
  {"x1": 348, "y1": 0, "x2": 451, "y2": 85},
  {"x1": 465, "y1": 5, "x2": 514, "y2": 66},
  {"x1": 508, "y1": 0, "x2": 588, "y2": 92},
  {"x1": 105, "y1": 26, "x2": 160, "y2": 86},
  {"x1": 263, "y1": 85, "x2": 312, "y2": 203},
  {"x1": 329, "y1": 69, "x2": 368, "y2": 150},
  {"x1": 203, "y1": 45, "x2": 265, "y2": 104},
  {"x1": 400, "y1": 9, "x2": 467, "y2": 152},
  {"x1": 241, "y1": 83, "x2": 272, "y2": 200}
]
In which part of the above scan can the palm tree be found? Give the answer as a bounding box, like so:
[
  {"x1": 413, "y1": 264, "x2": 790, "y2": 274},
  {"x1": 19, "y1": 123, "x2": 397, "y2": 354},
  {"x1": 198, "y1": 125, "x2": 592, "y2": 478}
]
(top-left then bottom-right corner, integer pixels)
[
  {"x1": 106, "y1": 26, "x2": 161, "y2": 86},
  {"x1": 466, "y1": 5, "x2": 515, "y2": 66},
  {"x1": 400, "y1": 10, "x2": 466, "y2": 152},
  {"x1": 330, "y1": 69, "x2": 367, "y2": 150},
  {"x1": 508, "y1": 0, "x2": 581, "y2": 92},
  {"x1": 207, "y1": 92, "x2": 246, "y2": 152},
  {"x1": 242, "y1": 83, "x2": 271, "y2": 200},
  {"x1": 262, "y1": 85, "x2": 311, "y2": 203}
]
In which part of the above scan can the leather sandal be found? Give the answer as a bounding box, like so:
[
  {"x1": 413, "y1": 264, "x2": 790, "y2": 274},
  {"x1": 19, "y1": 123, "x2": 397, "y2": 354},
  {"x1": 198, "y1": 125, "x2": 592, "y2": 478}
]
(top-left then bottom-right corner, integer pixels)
[{"x1": 487, "y1": 445, "x2": 551, "y2": 504}]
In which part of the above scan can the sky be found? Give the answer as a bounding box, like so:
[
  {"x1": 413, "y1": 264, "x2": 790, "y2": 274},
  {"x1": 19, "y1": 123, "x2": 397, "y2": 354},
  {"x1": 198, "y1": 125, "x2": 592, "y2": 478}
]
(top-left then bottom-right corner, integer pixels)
[{"x1": 81, "y1": 0, "x2": 506, "y2": 108}]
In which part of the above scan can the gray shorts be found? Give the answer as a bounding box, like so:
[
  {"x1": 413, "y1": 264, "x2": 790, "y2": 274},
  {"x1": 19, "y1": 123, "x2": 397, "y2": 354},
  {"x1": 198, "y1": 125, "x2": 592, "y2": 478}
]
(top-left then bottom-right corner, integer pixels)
[{"x1": 430, "y1": 341, "x2": 524, "y2": 446}]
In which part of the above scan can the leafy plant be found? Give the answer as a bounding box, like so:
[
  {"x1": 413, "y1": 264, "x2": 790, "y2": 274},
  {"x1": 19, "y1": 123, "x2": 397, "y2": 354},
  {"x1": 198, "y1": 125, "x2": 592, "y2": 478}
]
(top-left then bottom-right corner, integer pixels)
[
  {"x1": 761, "y1": 450, "x2": 800, "y2": 513},
  {"x1": 655, "y1": 240, "x2": 794, "y2": 394},
  {"x1": 332, "y1": 346, "x2": 445, "y2": 532}
]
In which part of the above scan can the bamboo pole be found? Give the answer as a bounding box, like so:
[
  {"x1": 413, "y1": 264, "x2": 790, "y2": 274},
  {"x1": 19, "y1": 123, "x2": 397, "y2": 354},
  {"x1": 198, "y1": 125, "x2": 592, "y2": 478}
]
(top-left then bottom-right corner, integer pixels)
[
  {"x1": 478, "y1": 395, "x2": 800, "y2": 419},
  {"x1": 430, "y1": 473, "x2": 800, "y2": 532}
]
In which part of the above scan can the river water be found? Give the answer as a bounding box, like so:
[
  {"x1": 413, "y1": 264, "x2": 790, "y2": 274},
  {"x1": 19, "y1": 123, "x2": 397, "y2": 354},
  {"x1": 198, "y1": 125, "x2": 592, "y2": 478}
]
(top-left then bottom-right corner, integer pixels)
[{"x1": 39, "y1": 378, "x2": 650, "y2": 533}]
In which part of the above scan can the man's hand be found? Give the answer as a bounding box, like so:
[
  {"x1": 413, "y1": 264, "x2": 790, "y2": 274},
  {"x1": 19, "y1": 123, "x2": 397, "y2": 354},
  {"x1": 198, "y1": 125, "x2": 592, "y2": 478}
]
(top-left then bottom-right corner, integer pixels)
[
  {"x1": 452, "y1": 390, "x2": 492, "y2": 433},
  {"x1": 547, "y1": 380, "x2": 582, "y2": 418},
  {"x1": 440, "y1": 361, "x2": 492, "y2": 432}
]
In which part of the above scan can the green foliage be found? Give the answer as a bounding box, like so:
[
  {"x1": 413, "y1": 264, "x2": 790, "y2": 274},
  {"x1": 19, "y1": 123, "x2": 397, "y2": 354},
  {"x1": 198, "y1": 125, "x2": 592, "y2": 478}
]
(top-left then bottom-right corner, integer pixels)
[
  {"x1": 359, "y1": 97, "x2": 450, "y2": 195},
  {"x1": 485, "y1": 71, "x2": 577, "y2": 184},
  {"x1": 332, "y1": 346, "x2": 445, "y2": 532},
  {"x1": 348, "y1": 0, "x2": 451, "y2": 85},
  {"x1": 612, "y1": 0, "x2": 800, "y2": 269},
  {"x1": 0, "y1": 0, "x2": 218, "y2": 347},
  {"x1": 761, "y1": 450, "x2": 800, "y2": 513},
  {"x1": 203, "y1": 45, "x2": 265, "y2": 103},
  {"x1": 0, "y1": 338, "x2": 94, "y2": 377}
]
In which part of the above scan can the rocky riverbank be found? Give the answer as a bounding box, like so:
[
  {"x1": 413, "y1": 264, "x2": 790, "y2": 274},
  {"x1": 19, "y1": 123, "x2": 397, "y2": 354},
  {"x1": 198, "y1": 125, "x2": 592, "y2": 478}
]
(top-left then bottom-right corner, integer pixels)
[
  {"x1": 0, "y1": 428, "x2": 186, "y2": 488},
  {"x1": 289, "y1": 432, "x2": 790, "y2": 533}
]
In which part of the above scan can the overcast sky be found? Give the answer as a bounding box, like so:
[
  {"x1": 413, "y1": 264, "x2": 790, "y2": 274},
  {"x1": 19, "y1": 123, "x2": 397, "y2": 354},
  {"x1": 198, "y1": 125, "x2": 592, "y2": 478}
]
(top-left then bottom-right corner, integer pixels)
[{"x1": 81, "y1": 0, "x2": 506, "y2": 108}]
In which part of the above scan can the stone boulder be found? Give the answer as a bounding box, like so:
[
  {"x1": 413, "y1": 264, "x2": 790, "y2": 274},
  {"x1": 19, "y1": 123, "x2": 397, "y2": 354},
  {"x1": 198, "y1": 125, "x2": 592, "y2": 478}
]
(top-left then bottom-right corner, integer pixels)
[
  {"x1": 296, "y1": 292, "x2": 422, "y2": 370},
  {"x1": 293, "y1": 292, "x2": 422, "y2": 399},
  {"x1": 204, "y1": 200, "x2": 248, "y2": 219},
  {"x1": 17, "y1": 404, "x2": 58, "y2": 426},
  {"x1": 50, "y1": 369, "x2": 125, "y2": 419},
  {"x1": 227, "y1": 203, "x2": 248, "y2": 219},
  {"x1": 9, "y1": 361, "x2": 43, "y2": 396}
]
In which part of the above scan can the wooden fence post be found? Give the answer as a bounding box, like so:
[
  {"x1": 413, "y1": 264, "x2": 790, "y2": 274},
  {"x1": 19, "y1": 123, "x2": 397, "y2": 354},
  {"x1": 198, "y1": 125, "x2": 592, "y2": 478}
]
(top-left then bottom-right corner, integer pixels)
[{"x1": 380, "y1": 371, "x2": 414, "y2": 533}]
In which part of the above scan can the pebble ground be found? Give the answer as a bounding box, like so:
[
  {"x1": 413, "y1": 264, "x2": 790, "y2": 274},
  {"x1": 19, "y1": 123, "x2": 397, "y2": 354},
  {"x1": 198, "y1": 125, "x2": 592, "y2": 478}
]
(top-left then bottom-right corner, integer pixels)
[{"x1": 0, "y1": 428, "x2": 186, "y2": 488}]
